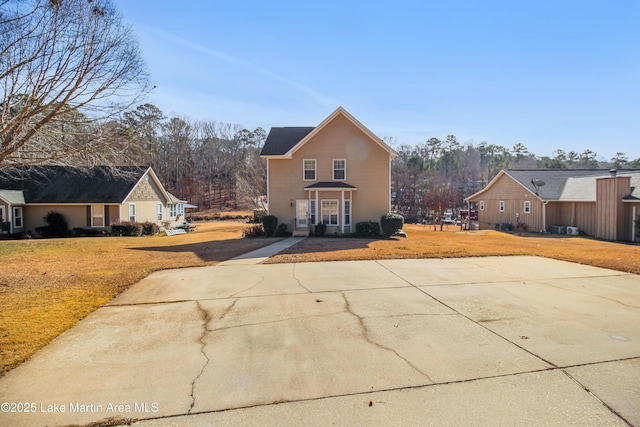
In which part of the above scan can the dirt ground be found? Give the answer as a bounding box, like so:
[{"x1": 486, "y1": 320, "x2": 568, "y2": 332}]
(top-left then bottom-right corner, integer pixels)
[{"x1": 1, "y1": 221, "x2": 638, "y2": 374}]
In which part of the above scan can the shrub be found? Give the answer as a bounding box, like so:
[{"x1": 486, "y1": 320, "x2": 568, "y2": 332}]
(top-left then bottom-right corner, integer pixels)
[
  {"x1": 35, "y1": 211, "x2": 69, "y2": 237},
  {"x1": 141, "y1": 221, "x2": 159, "y2": 236},
  {"x1": 242, "y1": 224, "x2": 264, "y2": 238},
  {"x1": 274, "y1": 223, "x2": 289, "y2": 237},
  {"x1": 355, "y1": 221, "x2": 380, "y2": 237},
  {"x1": 44, "y1": 211, "x2": 69, "y2": 237},
  {"x1": 381, "y1": 212, "x2": 404, "y2": 237},
  {"x1": 262, "y1": 215, "x2": 278, "y2": 237},
  {"x1": 111, "y1": 220, "x2": 142, "y2": 236},
  {"x1": 314, "y1": 223, "x2": 327, "y2": 236}
]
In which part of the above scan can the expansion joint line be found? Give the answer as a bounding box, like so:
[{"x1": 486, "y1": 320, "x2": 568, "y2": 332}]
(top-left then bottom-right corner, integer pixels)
[
  {"x1": 373, "y1": 261, "x2": 558, "y2": 368},
  {"x1": 373, "y1": 260, "x2": 635, "y2": 426}
]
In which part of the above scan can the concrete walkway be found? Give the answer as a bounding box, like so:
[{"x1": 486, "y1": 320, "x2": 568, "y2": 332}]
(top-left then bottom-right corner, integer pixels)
[
  {"x1": 1, "y1": 256, "x2": 639, "y2": 426},
  {"x1": 217, "y1": 236, "x2": 306, "y2": 266}
]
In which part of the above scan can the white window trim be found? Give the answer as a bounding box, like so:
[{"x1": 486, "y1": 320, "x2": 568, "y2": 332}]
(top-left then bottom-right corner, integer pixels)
[
  {"x1": 333, "y1": 159, "x2": 346, "y2": 181},
  {"x1": 479, "y1": 200, "x2": 484, "y2": 211},
  {"x1": 157, "y1": 203, "x2": 163, "y2": 221},
  {"x1": 128, "y1": 203, "x2": 136, "y2": 222},
  {"x1": 91, "y1": 204, "x2": 105, "y2": 227},
  {"x1": 321, "y1": 199, "x2": 339, "y2": 226},
  {"x1": 499, "y1": 201, "x2": 505, "y2": 212},
  {"x1": 13, "y1": 206, "x2": 23, "y2": 228},
  {"x1": 524, "y1": 200, "x2": 531, "y2": 214},
  {"x1": 303, "y1": 159, "x2": 316, "y2": 181}
]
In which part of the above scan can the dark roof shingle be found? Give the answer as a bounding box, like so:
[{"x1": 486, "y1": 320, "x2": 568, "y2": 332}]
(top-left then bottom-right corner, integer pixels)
[
  {"x1": 0, "y1": 166, "x2": 147, "y2": 204},
  {"x1": 260, "y1": 127, "x2": 314, "y2": 156}
]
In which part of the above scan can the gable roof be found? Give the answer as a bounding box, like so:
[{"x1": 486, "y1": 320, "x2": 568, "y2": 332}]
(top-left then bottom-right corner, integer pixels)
[
  {"x1": 260, "y1": 107, "x2": 397, "y2": 159},
  {"x1": 0, "y1": 166, "x2": 166, "y2": 204},
  {"x1": 466, "y1": 169, "x2": 640, "y2": 202}
]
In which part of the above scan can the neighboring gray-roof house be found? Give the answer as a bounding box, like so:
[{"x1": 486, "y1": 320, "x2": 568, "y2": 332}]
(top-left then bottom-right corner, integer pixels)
[
  {"x1": 0, "y1": 166, "x2": 186, "y2": 235},
  {"x1": 465, "y1": 169, "x2": 640, "y2": 242}
]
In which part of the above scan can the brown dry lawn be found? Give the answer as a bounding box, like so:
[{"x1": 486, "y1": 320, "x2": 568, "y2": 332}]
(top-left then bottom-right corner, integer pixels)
[{"x1": 1, "y1": 221, "x2": 639, "y2": 375}]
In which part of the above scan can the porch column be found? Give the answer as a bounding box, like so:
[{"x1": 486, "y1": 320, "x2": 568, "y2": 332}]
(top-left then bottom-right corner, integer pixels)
[{"x1": 341, "y1": 190, "x2": 345, "y2": 234}]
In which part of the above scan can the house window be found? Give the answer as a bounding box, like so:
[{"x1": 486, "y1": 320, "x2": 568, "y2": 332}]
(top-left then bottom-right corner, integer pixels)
[
  {"x1": 157, "y1": 203, "x2": 163, "y2": 221},
  {"x1": 321, "y1": 200, "x2": 339, "y2": 225},
  {"x1": 13, "y1": 206, "x2": 23, "y2": 228},
  {"x1": 91, "y1": 205, "x2": 104, "y2": 227},
  {"x1": 333, "y1": 159, "x2": 346, "y2": 180},
  {"x1": 128, "y1": 203, "x2": 136, "y2": 221},
  {"x1": 310, "y1": 200, "x2": 316, "y2": 225},
  {"x1": 524, "y1": 201, "x2": 531, "y2": 214},
  {"x1": 479, "y1": 200, "x2": 484, "y2": 211},
  {"x1": 303, "y1": 159, "x2": 316, "y2": 181},
  {"x1": 169, "y1": 204, "x2": 177, "y2": 218},
  {"x1": 499, "y1": 201, "x2": 505, "y2": 212},
  {"x1": 344, "y1": 200, "x2": 351, "y2": 225}
]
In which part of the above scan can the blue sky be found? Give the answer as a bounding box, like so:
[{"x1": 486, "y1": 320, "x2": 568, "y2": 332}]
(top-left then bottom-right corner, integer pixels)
[{"x1": 113, "y1": 0, "x2": 639, "y2": 160}]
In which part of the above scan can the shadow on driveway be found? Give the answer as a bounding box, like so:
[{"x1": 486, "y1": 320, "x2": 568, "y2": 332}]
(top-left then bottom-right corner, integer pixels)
[{"x1": 128, "y1": 237, "x2": 283, "y2": 262}]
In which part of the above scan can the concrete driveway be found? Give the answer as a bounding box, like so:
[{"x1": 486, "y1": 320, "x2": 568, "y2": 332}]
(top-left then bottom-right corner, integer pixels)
[{"x1": 1, "y1": 255, "x2": 639, "y2": 426}]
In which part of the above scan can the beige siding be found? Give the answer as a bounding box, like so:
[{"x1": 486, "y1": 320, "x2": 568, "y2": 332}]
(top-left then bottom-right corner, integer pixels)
[
  {"x1": 268, "y1": 113, "x2": 391, "y2": 231},
  {"x1": 469, "y1": 174, "x2": 543, "y2": 231},
  {"x1": 121, "y1": 176, "x2": 169, "y2": 224},
  {"x1": 24, "y1": 205, "x2": 89, "y2": 231}
]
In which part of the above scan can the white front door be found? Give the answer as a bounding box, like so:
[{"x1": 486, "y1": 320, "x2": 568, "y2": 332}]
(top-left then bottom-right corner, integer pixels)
[{"x1": 296, "y1": 200, "x2": 309, "y2": 228}]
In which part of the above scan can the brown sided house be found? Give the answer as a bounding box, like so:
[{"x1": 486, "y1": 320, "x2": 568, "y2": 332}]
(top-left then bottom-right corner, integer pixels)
[
  {"x1": 465, "y1": 169, "x2": 640, "y2": 242},
  {"x1": 260, "y1": 107, "x2": 397, "y2": 236},
  {"x1": 0, "y1": 166, "x2": 186, "y2": 235}
]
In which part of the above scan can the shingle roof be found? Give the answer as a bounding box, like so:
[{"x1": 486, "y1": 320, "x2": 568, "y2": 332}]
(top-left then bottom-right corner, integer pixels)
[
  {"x1": 260, "y1": 127, "x2": 315, "y2": 156},
  {"x1": 503, "y1": 169, "x2": 640, "y2": 201},
  {"x1": 0, "y1": 166, "x2": 148, "y2": 204}
]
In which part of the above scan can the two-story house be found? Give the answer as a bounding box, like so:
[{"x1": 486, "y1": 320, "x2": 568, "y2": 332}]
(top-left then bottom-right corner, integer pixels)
[{"x1": 260, "y1": 107, "x2": 397, "y2": 236}]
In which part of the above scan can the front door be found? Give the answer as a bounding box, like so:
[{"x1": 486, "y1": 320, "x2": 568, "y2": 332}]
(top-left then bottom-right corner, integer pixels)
[{"x1": 296, "y1": 200, "x2": 309, "y2": 228}]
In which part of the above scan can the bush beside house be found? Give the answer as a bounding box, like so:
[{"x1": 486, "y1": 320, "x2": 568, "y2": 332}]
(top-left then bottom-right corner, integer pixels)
[
  {"x1": 381, "y1": 212, "x2": 404, "y2": 237},
  {"x1": 356, "y1": 221, "x2": 380, "y2": 237}
]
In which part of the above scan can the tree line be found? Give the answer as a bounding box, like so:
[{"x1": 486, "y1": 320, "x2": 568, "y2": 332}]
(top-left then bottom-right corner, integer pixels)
[{"x1": 390, "y1": 135, "x2": 640, "y2": 222}]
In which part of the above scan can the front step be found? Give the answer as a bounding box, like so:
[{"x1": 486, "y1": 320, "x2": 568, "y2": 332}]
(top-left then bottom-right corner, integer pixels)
[{"x1": 292, "y1": 229, "x2": 308, "y2": 237}]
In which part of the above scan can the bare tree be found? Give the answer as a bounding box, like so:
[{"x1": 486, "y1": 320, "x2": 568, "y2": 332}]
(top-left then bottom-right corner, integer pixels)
[{"x1": 0, "y1": 0, "x2": 149, "y2": 167}]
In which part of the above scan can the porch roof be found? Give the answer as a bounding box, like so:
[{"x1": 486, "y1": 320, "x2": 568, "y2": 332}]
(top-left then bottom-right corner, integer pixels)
[
  {"x1": 304, "y1": 182, "x2": 357, "y2": 191},
  {"x1": 0, "y1": 189, "x2": 25, "y2": 205}
]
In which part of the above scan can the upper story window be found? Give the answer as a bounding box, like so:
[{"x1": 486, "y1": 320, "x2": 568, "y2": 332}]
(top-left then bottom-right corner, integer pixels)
[
  {"x1": 499, "y1": 200, "x2": 505, "y2": 212},
  {"x1": 303, "y1": 159, "x2": 316, "y2": 181},
  {"x1": 524, "y1": 200, "x2": 531, "y2": 214},
  {"x1": 479, "y1": 200, "x2": 484, "y2": 211},
  {"x1": 333, "y1": 159, "x2": 346, "y2": 180}
]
